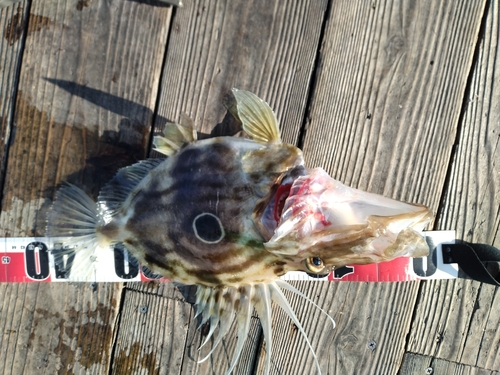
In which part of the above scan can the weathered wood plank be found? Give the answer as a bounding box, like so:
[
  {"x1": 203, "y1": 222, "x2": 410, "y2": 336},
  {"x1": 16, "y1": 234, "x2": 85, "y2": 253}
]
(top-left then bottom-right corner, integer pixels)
[
  {"x1": 127, "y1": 281, "x2": 197, "y2": 304},
  {"x1": 0, "y1": 1, "x2": 171, "y2": 374},
  {"x1": 399, "y1": 352, "x2": 498, "y2": 375},
  {"x1": 0, "y1": 282, "x2": 122, "y2": 375},
  {"x1": 126, "y1": 281, "x2": 262, "y2": 375},
  {"x1": 254, "y1": 281, "x2": 419, "y2": 375},
  {"x1": 0, "y1": 0, "x2": 172, "y2": 235},
  {"x1": 437, "y1": 0, "x2": 500, "y2": 247},
  {"x1": 302, "y1": 0, "x2": 485, "y2": 206},
  {"x1": 0, "y1": 1, "x2": 22, "y2": 9},
  {"x1": 408, "y1": 0, "x2": 500, "y2": 370},
  {"x1": 408, "y1": 279, "x2": 481, "y2": 359},
  {"x1": 180, "y1": 313, "x2": 262, "y2": 375},
  {"x1": 283, "y1": 0, "x2": 487, "y2": 374},
  {"x1": 408, "y1": 280, "x2": 499, "y2": 370},
  {"x1": 0, "y1": 1, "x2": 28, "y2": 191},
  {"x1": 110, "y1": 288, "x2": 191, "y2": 375},
  {"x1": 154, "y1": 0, "x2": 328, "y2": 145},
  {"x1": 466, "y1": 286, "x2": 500, "y2": 370}
]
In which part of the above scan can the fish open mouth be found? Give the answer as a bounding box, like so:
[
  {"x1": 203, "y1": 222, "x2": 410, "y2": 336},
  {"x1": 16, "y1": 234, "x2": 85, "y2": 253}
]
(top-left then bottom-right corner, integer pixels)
[
  {"x1": 259, "y1": 167, "x2": 432, "y2": 264},
  {"x1": 258, "y1": 165, "x2": 308, "y2": 240}
]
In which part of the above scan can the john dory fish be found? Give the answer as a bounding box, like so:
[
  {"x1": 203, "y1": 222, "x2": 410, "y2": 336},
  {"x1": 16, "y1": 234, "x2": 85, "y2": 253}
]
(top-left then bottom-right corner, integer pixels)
[{"x1": 47, "y1": 89, "x2": 432, "y2": 374}]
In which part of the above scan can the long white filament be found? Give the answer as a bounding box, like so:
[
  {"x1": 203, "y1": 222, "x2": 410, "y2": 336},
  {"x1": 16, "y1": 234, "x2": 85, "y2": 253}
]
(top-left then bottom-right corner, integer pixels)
[
  {"x1": 275, "y1": 279, "x2": 336, "y2": 328},
  {"x1": 198, "y1": 305, "x2": 235, "y2": 363},
  {"x1": 253, "y1": 284, "x2": 272, "y2": 375},
  {"x1": 195, "y1": 281, "x2": 335, "y2": 375},
  {"x1": 269, "y1": 282, "x2": 322, "y2": 374},
  {"x1": 225, "y1": 286, "x2": 253, "y2": 375}
]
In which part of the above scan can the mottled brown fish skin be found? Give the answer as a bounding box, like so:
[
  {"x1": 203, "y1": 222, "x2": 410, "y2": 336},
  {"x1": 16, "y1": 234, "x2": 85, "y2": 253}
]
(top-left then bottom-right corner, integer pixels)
[{"x1": 98, "y1": 137, "x2": 302, "y2": 286}]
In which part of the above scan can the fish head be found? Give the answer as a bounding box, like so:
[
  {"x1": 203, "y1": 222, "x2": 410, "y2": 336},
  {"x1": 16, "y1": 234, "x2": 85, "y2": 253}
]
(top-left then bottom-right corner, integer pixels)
[{"x1": 257, "y1": 167, "x2": 432, "y2": 276}]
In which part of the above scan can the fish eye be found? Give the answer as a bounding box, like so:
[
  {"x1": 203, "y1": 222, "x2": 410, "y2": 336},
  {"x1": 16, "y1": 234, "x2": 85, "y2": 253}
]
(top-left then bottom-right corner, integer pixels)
[
  {"x1": 305, "y1": 257, "x2": 325, "y2": 273},
  {"x1": 192, "y1": 213, "x2": 225, "y2": 244}
]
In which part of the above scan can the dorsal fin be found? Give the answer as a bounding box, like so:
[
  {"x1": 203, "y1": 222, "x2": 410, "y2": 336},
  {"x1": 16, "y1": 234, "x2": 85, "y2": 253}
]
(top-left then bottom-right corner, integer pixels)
[
  {"x1": 232, "y1": 89, "x2": 281, "y2": 144},
  {"x1": 153, "y1": 120, "x2": 197, "y2": 156},
  {"x1": 98, "y1": 159, "x2": 163, "y2": 219}
]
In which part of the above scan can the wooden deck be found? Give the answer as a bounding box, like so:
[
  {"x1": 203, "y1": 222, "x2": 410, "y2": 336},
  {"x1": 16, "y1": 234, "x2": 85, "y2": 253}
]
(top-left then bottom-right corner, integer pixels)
[{"x1": 0, "y1": 0, "x2": 499, "y2": 374}]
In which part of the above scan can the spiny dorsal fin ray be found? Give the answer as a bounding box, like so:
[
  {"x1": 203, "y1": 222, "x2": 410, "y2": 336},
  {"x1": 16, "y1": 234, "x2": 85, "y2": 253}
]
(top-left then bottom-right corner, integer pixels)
[
  {"x1": 153, "y1": 120, "x2": 197, "y2": 156},
  {"x1": 98, "y1": 159, "x2": 163, "y2": 218},
  {"x1": 232, "y1": 89, "x2": 281, "y2": 144}
]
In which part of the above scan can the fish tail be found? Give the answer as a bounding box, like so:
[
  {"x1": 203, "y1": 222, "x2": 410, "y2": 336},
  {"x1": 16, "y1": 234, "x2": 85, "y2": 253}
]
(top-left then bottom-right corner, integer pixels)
[{"x1": 46, "y1": 183, "x2": 104, "y2": 279}]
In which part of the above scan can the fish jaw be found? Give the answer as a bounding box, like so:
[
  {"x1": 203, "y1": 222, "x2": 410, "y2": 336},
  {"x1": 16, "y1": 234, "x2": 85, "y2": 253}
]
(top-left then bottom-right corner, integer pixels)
[{"x1": 262, "y1": 168, "x2": 432, "y2": 274}]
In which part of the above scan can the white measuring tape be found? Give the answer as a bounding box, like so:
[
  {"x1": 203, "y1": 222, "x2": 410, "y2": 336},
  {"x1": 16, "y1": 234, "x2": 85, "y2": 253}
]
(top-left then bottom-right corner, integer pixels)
[{"x1": 0, "y1": 231, "x2": 458, "y2": 283}]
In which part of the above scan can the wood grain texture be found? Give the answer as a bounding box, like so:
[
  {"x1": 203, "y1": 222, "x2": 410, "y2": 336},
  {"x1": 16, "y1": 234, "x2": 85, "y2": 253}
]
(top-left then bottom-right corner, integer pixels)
[
  {"x1": 110, "y1": 288, "x2": 191, "y2": 375},
  {"x1": 408, "y1": 279, "x2": 500, "y2": 371},
  {"x1": 0, "y1": 1, "x2": 171, "y2": 374},
  {"x1": 154, "y1": 0, "x2": 328, "y2": 145},
  {"x1": 399, "y1": 353, "x2": 498, "y2": 375},
  {"x1": 408, "y1": 279, "x2": 480, "y2": 359},
  {"x1": 127, "y1": 280, "x2": 197, "y2": 304},
  {"x1": 277, "y1": 1, "x2": 489, "y2": 374},
  {"x1": 0, "y1": 0, "x2": 171, "y2": 236},
  {"x1": 408, "y1": 1, "x2": 500, "y2": 370},
  {"x1": 0, "y1": 2, "x2": 28, "y2": 192},
  {"x1": 0, "y1": 282, "x2": 122, "y2": 375},
  {"x1": 180, "y1": 313, "x2": 262, "y2": 375},
  {"x1": 302, "y1": 0, "x2": 485, "y2": 209},
  {"x1": 437, "y1": 0, "x2": 500, "y2": 246},
  {"x1": 252, "y1": 281, "x2": 419, "y2": 375},
  {"x1": 0, "y1": 1, "x2": 23, "y2": 9}
]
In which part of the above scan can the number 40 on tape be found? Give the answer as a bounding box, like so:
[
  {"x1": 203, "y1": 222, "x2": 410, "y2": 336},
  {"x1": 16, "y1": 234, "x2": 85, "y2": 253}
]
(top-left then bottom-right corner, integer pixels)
[{"x1": 1, "y1": 232, "x2": 458, "y2": 283}]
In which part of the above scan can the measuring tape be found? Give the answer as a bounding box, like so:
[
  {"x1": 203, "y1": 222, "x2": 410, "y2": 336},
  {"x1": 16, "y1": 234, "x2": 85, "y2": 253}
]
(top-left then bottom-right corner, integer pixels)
[{"x1": 0, "y1": 231, "x2": 458, "y2": 283}]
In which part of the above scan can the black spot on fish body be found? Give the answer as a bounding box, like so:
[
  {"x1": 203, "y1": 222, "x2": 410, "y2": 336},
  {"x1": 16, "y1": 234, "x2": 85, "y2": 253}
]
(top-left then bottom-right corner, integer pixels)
[{"x1": 193, "y1": 213, "x2": 225, "y2": 244}]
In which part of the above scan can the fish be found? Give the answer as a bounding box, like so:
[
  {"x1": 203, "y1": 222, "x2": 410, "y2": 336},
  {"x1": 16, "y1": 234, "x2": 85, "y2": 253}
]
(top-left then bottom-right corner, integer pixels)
[{"x1": 46, "y1": 89, "x2": 432, "y2": 375}]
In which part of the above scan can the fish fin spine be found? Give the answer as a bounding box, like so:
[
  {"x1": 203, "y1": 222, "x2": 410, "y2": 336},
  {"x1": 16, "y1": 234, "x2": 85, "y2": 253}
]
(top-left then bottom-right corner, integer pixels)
[
  {"x1": 193, "y1": 280, "x2": 332, "y2": 375},
  {"x1": 98, "y1": 158, "x2": 163, "y2": 219},
  {"x1": 153, "y1": 121, "x2": 197, "y2": 156},
  {"x1": 231, "y1": 88, "x2": 281, "y2": 144}
]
